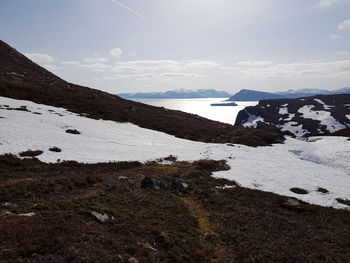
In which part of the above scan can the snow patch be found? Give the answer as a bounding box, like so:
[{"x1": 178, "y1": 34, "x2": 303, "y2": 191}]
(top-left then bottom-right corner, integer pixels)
[
  {"x1": 277, "y1": 122, "x2": 308, "y2": 136},
  {"x1": 313, "y1": 99, "x2": 334, "y2": 110},
  {"x1": 278, "y1": 104, "x2": 295, "y2": 121},
  {"x1": 298, "y1": 105, "x2": 347, "y2": 133},
  {"x1": 242, "y1": 111, "x2": 265, "y2": 128},
  {"x1": 1, "y1": 96, "x2": 350, "y2": 210}
]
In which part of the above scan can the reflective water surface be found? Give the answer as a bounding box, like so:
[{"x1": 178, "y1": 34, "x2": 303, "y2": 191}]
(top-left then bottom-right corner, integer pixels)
[{"x1": 131, "y1": 98, "x2": 258, "y2": 125}]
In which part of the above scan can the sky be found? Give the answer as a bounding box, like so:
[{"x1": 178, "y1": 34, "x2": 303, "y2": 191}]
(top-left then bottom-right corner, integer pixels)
[{"x1": 1, "y1": 0, "x2": 350, "y2": 94}]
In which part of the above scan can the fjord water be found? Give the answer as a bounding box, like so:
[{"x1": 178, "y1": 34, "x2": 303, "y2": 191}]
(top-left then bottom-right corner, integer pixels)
[{"x1": 131, "y1": 98, "x2": 258, "y2": 125}]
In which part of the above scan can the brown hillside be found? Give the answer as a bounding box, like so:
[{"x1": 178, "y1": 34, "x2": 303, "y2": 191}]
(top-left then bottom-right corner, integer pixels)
[{"x1": 0, "y1": 40, "x2": 284, "y2": 147}]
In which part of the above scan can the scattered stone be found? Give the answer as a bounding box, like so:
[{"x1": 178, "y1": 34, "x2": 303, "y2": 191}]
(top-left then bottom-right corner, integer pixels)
[
  {"x1": 164, "y1": 155, "x2": 177, "y2": 162},
  {"x1": 157, "y1": 159, "x2": 173, "y2": 165},
  {"x1": 19, "y1": 212, "x2": 35, "y2": 217},
  {"x1": 290, "y1": 187, "x2": 309, "y2": 195},
  {"x1": 127, "y1": 105, "x2": 137, "y2": 111},
  {"x1": 141, "y1": 176, "x2": 165, "y2": 190},
  {"x1": 282, "y1": 198, "x2": 305, "y2": 211},
  {"x1": 3, "y1": 202, "x2": 17, "y2": 208},
  {"x1": 128, "y1": 257, "x2": 139, "y2": 263},
  {"x1": 171, "y1": 178, "x2": 189, "y2": 192},
  {"x1": 19, "y1": 150, "x2": 43, "y2": 157},
  {"x1": 91, "y1": 211, "x2": 114, "y2": 223},
  {"x1": 215, "y1": 184, "x2": 236, "y2": 190},
  {"x1": 138, "y1": 242, "x2": 157, "y2": 252},
  {"x1": 66, "y1": 129, "x2": 81, "y2": 135},
  {"x1": 336, "y1": 198, "x2": 350, "y2": 206},
  {"x1": 317, "y1": 187, "x2": 329, "y2": 194},
  {"x1": 118, "y1": 176, "x2": 128, "y2": 180},
  {"x1": 49, "y1": 146, "x2": 62, "y2": 152}
]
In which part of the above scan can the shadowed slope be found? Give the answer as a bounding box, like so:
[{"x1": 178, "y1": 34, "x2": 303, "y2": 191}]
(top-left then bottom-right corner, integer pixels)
[{"x1": 0, "y1": 40, "x2": 284, "y2": 146}]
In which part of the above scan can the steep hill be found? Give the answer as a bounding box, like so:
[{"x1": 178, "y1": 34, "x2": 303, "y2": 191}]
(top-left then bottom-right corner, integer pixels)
[
  {"x1": 227, "y1": 89, "x2": 285, "y2": 101},
  {"x1": 235, "y1": 95, "x2": 350, "y2": 136},
  {"x1": 0, "y1": 40, "x2": 283, "y2": 147}
]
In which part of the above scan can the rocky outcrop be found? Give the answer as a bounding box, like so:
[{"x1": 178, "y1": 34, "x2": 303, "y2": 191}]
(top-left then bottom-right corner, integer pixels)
[{"x1": 235, "y1": 94, "x2": 350, "y2": 136}]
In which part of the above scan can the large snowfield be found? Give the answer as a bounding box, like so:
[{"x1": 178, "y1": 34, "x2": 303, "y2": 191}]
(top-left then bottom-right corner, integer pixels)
[{"x1": 1, "y1": 96, "x2": 350, "y2": 209}]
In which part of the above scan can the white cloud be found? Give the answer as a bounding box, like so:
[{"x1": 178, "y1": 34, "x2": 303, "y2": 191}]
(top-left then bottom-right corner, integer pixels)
[
  {"x1": 234, "y1": 59, "x2": 350, "y2": 79},
  {"x1": 319, "y1": 0, "x2": 340, "y2": 7},
  {"x1": 61, "y1": 60, "x2": 80, "y2": 65},
  {"x1": 43, "y1": 64, "x2": 61, "y2": 71},
  {"x1": 334, "y1": 51, "x2": 350, "y2": 56},
  {"x1": 185, "y1": 60, "x2": 222, "y2": 69},
  {"x1": 111, "y1": 60, "x2": 221, "y2": 73},
  {"x1": 110, "y1": 48, "x2": 123, "y2": 57},
  {"x1": 80, "y1": 63, "x2": 111, "y2": 72},
  {"x1": 330, "y1": 34, "x2": 342, "y2": 39},
  {"x1": 25, "y1": 53, "x2": 54, "y2": 64},
  {"x1": 61, "y1": 60, "x2": 111, "y2": 72},
  {"x1": 83, "y1": 57, "x2": 109, "y2": 63},
  {"x1": 236, "y1": 61, "x2": 274, "y2": 67},
  {"x1": 109, "y1": 59, "x2": 221, "y2": 80},
  {"x1": 318, "y1": 0, "x2": 350, "y2": 7},
  {"x1": 338, "y1": 19, "x2": 350, "y2": 30}
]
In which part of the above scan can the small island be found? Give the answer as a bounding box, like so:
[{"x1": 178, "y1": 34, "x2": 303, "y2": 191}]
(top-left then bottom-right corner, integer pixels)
[{"x1": 210, "y1": 102, "x2": 238, "y2": 106}]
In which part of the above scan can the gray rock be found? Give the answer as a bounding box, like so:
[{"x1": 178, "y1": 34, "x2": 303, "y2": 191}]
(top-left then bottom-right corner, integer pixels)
[
  {"x1": 128, "y1": 257, "x2": 139, "y2": 263},
  {"x1": 141, "y1": 176, "x2": 165, "y2": 190},
  {"x1": 282, "y1": 198, "x2": 305, "y2": 211},
  {"x1": 91, "y1": 211, "x2": 114, "y2": 223},
  {"x1": 171, "y1": 178, "x2": 189, "y2": 192}
]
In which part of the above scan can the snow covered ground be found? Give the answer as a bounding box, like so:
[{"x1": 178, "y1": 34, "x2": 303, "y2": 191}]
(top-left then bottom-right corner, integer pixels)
[{"x1": 1, "y1": 96, "x2": 350, "y2": 209}]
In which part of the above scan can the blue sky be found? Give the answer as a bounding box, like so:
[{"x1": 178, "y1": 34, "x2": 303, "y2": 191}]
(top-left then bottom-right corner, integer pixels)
[{"x1": 1, "y1": 0, "x2": 350, "y2": 94}]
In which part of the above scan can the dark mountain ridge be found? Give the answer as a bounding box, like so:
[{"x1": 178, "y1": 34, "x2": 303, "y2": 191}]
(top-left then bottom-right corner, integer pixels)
[
  {"x1": 0, "y1": 40, "x2": 283, "y2": 146},
  {"x1": 228, "y1": 88, "x2": 350, "y2": 101},
  {"x1": 235, "y1": 94, "x2": 350, "y2": 136}
]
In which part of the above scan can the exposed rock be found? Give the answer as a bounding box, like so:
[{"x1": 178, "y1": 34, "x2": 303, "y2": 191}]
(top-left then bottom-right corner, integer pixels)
[
  {"x1": 65, "y1": 129, "x2": 81, "y2": 135},
  {"x1": 141, "y1": 176, "x2": 165, "y2": 190},
  {"x1": 19, "y1": 212, "x2": 35, "y2": 217},
  {"x1": 282, "y1": 198, "x2": 305, "y2": 211},
  {"x1": 290, "y1": 187, "x2": 309, "y2": 195},
  {"x1": 128, "y1": 257, "x2": 139, "y2": 263},
  {"x1": 317, "y1": 187, "x2": 329, "y2": 194},
  {"x1": 171, "y1": 178, "x2": 189, "y2": 192},
  {"x1": 2, "y1": 202, "x2": 17, "y2": 208},
  {"x1": 235, "y1": 94, "x2": 350, "y2": 136},
  {"x1": 91, "y1": 211, "x2": 114, "y2": 223}
]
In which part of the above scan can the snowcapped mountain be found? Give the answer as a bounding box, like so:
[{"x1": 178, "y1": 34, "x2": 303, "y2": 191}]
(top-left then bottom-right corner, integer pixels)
[
  {"x1": 235, "y1": 94, "x2": 350, "y2": 136},
  {"x1": 228, "y1": 88, "x2": 350, "y2": 101},
  {"x1": 117, "y1": 89, "x2": 232, "y2": 99}
]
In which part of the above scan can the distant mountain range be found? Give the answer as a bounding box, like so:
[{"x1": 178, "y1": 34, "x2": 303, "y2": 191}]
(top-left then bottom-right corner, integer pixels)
[
  {"x1": 118, "y1": 87, "x2": 350, "y2": 101},
  {"x1": 117, "y1": 89, "x2": 231, "y2": 99},
  {"x1": 228, "y1": 88, "x2": 350, "y2": 101}
]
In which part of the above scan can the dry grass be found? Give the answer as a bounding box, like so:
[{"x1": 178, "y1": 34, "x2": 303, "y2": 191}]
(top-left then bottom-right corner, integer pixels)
[{"x1": 0, "y1": 155, "x2": 349, "y2": 262}]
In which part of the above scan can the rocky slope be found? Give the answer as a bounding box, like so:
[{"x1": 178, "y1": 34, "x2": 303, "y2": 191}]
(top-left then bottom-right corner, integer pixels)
[
  {"x1": 0, "y1": 40, "x2": 283, "y2": 147},
  {"x1": 235, "y1": 95, "x2": 350, "y2": 136}
]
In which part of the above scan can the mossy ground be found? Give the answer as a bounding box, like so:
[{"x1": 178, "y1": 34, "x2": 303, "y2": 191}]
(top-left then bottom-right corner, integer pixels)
[{"x1": 0, "y1": 155, "x2": 349, "y2": 263}]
